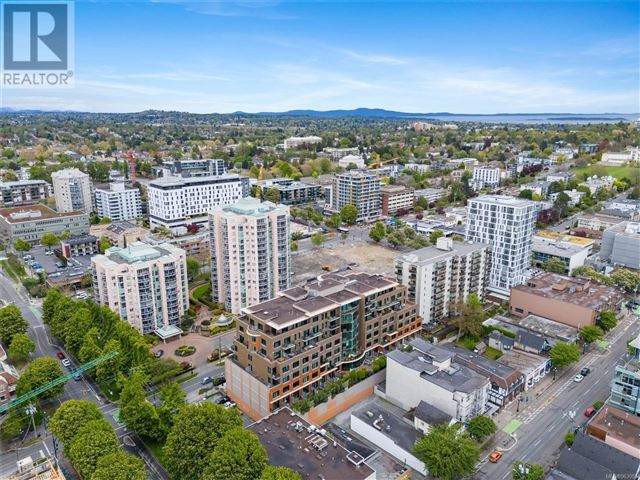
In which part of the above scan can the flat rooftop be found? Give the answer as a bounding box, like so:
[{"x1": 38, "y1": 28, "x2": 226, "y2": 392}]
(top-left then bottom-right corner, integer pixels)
[
  {"x1": 396, "y1": 240, "x2": 488, "y2": 265},
  {"x1": 249, "y1": 408, "x2": 375, "y2": 480},
  {"x1": 531, "y1": 238, "x2": 586, "y2": 257},
  {"x1": 588, "y1": 404, "x2": 640, "y2": 453},
  {"x1": 352, "y1": 404, "x2": 421, "y2": 453},
  {"x1": 512, "y1": 272, "x2": 623, "y2": 311},
  {"x1": 496, "y1": 349, "x2": 549, "y2": 374},
  {"x1": 468, "y1": 194, "x2": 537, "y2": 208},
  {"x1": 96, "y1": 241, "x2": 180, "y2": 266},
  {"x1": 534, "y1": 230, "x2": 594, "y2": 247},
  {"x1": 441, "y1": 344, "x2": 522, "y2": 387},
  {"x1": 0, "y1": 204, "x2": 85, "y2": 222},
  {"x1": 488, "y1": 314, "x2": 578, "y2": 343},
  {"x1": 218, "y1": 197, "x2": 284, "y2": 216}
]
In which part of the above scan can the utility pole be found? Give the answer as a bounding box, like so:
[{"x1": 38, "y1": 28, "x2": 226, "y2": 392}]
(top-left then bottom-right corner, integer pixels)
[{"x1": 26, "y1": 403, "x2": 37, "y2": 437}]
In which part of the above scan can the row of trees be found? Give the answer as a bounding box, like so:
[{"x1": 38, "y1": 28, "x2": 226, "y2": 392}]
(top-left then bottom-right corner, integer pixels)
[{"x1": 50, "y1": 400, "x2": 146, "y2": 480}]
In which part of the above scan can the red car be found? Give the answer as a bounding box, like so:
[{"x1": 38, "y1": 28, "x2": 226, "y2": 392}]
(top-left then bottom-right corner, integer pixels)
[
  {"x1": 584, "y1": 407, "x2": 596, "y2": 417},
  {"x1": 56, "y1": 352, "x2": 65, "y2": 360}
]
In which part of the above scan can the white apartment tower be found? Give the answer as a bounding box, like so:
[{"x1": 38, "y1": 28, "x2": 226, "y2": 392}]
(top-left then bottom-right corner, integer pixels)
[
  {"x1": 332, "y1": 170, "x2": 381, "y2": 223},
  {"x1": 51, "y1": 168, "x2": 94, "y2": 213},
  {"x1": 465, "y1": 195, "x2": 537, "y2": 296},
  {"x1": 94, "y1": 182, "x2": 142, "y2": 221},
  {"x1": 148, "y1": 174, "x2": 250, "y2": 234},
  {"x1": 396, "y1": 238, "x2": 491, "y2": 324},
  {"x1": 209, "y1": 197, "x2": 291, "y2": 314},
  {"x1": 471, "y1": 166, "x2": 501, "y2": 190},
  {"x1": 92, "y1": 242, "x2": 188, "y2": 337}
]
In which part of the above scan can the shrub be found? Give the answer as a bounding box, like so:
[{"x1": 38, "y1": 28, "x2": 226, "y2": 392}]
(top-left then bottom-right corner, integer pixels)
[
  {"x1": 174, "y1": 345, "x2": 196, "y2": 357},
  {"x1": 564, "y1": 431, "x2": 575, "y2": 446},
  {"x1": 593, "y1": 400, "x2": 604, "y2": 410}
]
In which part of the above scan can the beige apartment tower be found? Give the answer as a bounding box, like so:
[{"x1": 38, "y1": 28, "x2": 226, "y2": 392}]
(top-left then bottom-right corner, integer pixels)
[
  {"x1": 209, "y1": 197, "x2": 291, "y2": 314},
  {"x1": 91, "y1": 241, "x2": 189, "y2": 337},
  {"x1": 52, "y1": 168, "x2": 94, "y2": 213}
]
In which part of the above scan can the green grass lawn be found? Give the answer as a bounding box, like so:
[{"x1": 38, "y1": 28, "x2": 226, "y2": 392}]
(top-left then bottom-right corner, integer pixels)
[
  {"x1": 571, "y1": 164, "x2": 640, "y2": 180},
  {"x1": 484, "y1": 346, "x2": 503, "y2": 360},
  {"x1": 457, "y1": 335, "x2": 478, "y2": 351}
]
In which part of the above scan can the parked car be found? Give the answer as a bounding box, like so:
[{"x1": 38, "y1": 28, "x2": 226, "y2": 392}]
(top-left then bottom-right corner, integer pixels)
[
  {"x1": 223, "y1": 401, "x2": 236, "y2": 409},
  {"x1": 72, "y1": 372, "x2": 82, "y2": 381},
  {"x1": 201, "y1": 376, "x2": 213, "y2": 385},
  {"x1": 56, "y1": 352, "x2": 65, "y2": 360},
  {"x1": 580, "y1": 367, "x2": 591, "y2": 376},
  {"x1": 574, "y1": 374, "x2": 584, "y2": 383},
  {"x1": 584, "y1": 407, "x2": 596, "y2": 417},
  {"x1": 45, "y1": 251, "x2": 53, "y2": 256},
  {"x1": 61, "y1": 359, "x2": 71, "y2": 368},
  {"x1": 56, "y1": 262, "x2": 65, "y2": 269},
  {"x1": 154, "y1": 350, "x2": 164, "y2": 358},
  {"x1": 212, "y1": 375, "x2": 225, "y2": 387},
  {"x1": 489, "y1": 451, "x2": 503, "y2": 463}
]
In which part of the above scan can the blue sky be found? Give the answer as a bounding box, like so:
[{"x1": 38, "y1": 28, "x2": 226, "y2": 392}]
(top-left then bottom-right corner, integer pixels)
[{"x1": 5, "y1": 0, "x2": 639, "y2": 113}]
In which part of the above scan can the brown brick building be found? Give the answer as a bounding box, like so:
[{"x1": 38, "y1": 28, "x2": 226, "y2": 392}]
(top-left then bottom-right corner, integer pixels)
[
  {"x1": 380, "y1": 184, "x2": 414, "y2": 216},
  {"x1": 226, "y1": 272, "x2": 422, "y2": 419}
]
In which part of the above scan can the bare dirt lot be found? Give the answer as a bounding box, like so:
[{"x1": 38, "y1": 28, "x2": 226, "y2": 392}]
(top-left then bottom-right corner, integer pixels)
[{"x1": 293, "y1": 242, "x2": 398, "y2": 284}]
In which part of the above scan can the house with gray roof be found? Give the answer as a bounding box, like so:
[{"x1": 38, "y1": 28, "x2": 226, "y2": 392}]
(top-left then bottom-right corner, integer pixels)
[{"x1": 383, "y1": 338, "x2": 490, "y2": 422}]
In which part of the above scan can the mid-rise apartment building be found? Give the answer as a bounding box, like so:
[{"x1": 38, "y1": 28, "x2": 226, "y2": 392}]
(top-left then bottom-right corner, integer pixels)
[
  {"x1": 471, "y1": 166, "x2": 500, "y2": 190},
  {"x1": 258, "y1": 178, "x2": 322, "y2": 205},
  {"x1": 94, "y1": 182, "x2": 142, "y2": 221},
  {"x1": 465, "y1": 195, "x2": 538, "y2": 296},
  {"x1": 0, "y1": 180, "x2": 51, "y2": 207},
  {"x1": 0, "y1": 205, "x2": 89, "y2": 245},
  {"x1": 225, "y1": 271, "x2": 422, "y2": 419},
  {"x1": 51, "y1": 168, "x2": 93, "y2": 213},
  {"x1": 91, "y1": 241, "x2": 188, "y2": 337},
  {"x1": 600, "y1": 222, "x2": 640, "y2": 270},
  {"x1": 159, "y1": 158, "x2": 226, "y2": 178},
  {"x1": 396, "y1": 238, "x2": 491, "y2": 325},
  {"x1": 380, "y1": 184, "x2": 414, "y2": 216},
  {"x1": 147, "y1": 174, "x2": 250, "y2": 233},
  {"x1": 209, "y1": 197, "x2": 291, "y2": 314},
  {"x1": 332, "y1": 170, "x2": 381, "y2": 223}
]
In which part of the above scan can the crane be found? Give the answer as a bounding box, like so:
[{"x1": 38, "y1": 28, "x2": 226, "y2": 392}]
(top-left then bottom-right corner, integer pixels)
[
  {"x1": 0, "y1": 351, "x2": 119, "y2": 414},
  {"x1": 128, "y1": 150, "x2": 137, "y2": 183},
  {"x1": 371, "y1": 154, "x2": 400, "y2": 177}
]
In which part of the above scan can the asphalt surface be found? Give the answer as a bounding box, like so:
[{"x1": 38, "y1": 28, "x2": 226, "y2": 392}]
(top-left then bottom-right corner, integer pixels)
[{"x1": 475, "y1": 312, "x2": 640, "y2": 479}]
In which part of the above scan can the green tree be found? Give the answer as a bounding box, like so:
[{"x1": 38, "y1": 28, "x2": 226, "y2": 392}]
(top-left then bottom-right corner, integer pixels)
[
  {"x1": 518, "y1": 189, "x2": 533, "y2": 199},
  {"x1": 98, "y1": 236, "x2": 112, "y2": 254},
  {"x1": 265, "y1": 188, "x2": 280, "y2": 204},
  {"x1": 91, "y1": 451, "x2": 146, "y2": 480},
  {"x1": 67, "y1": 419, "x2": 120, "y2": 480},
  {"x1": 311, "y1": 232, "x2": 325, "y2": 248},
  {"x1": 413, "y1": 424, "x2": 479, "y2": 480},
  {"x1": 429, "y1": 230, "x2": 444, "y2": 244},
  {"x1": 16, "y1": 357, "x2": 65, "y2": 399},
  {"x1": 369, "y1": 221, "x2": 386, "y2": 242},
  {"x1": 119, "y1": 371, "x2": 165, "y2": 440},
  {"x1": 186, "y1": 257, "x2": 200, "y2": 280},
  {"x1": 260, "y1": 466, "x2": 303, "y2": 480},
  {"x1": 50, "y1": 400, "x2": 103, "y2": 447},
  {"x1": 542, "y1": 257, "x2": 567, "y2": 274},
  {"x1": 291, "y1": 240, "x2": 298, "y2": 252},
  {"x1": 466, "y1": 415, "x2": 497, "y2": 441},
  {"x1": 98, "y1": 217, "x2": 112, "y2": 225},
  {"x1": 203, "y1": 427, "x2": 268, "y2": 480},
  {"x1": 13, "y1": 239, "x2": 31, "y2": 252},
  {"x1": 158, "y1": 382, "x2": 186, "y2": 430},
  {"x1": 373, "y1": 355, "x2": 387, "y2": 372},
  {"x1": 549, "y1": 342, "x2": 581, "y2": 369},
  {"x1": 564, "y1": 431, "x2": 575, "y2": 446},
  {"x1": 0, "y1": 304, "x2": 28, "y2": 345},
  {"x1": 598, "y1": 310, "x2": 618, "y2": 332},
  {"x1": 41, "y1": 232, "x2": 59, "y2": 251},
  {"x1": 324, "y1": 212, "x2": 342, "y2": 229},
  {"x1": 163, "y1": 403, "x2": 243, "y2": 480},
  {"x1": 579, "y1": 325, "x2": 604, "y2": 345},
  {"x1": 340, "y1": 204, "x2": 358, "y2": 225},
  {"x1": 291, "y1": 231, "x2": 304, "y2": 241},
  {"x1": 611, "y1": 269, "x2": 640, "y2": 293},
  {"x1": 451, "y1": 293, "x2": 484, "y2": 340},
  {"x1": 512, "y1": 462, "x2": 544, "y2": 480},
  {"x1": 8, "y1": 333, "x2": 35, "y2": 362}
]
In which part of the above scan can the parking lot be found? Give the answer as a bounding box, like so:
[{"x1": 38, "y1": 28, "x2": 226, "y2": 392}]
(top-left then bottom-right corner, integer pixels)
[{"x1": 24, "y1": 245, "x2": 93, "y2": 279}]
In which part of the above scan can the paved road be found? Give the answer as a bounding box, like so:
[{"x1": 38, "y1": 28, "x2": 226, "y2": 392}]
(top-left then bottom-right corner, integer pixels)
[
  {"x1": 475, "y1": 313, "x2": 640, "y2": 479},
  {"x1": 0, "y1": 271, "x2": 170, "y2": 479}
]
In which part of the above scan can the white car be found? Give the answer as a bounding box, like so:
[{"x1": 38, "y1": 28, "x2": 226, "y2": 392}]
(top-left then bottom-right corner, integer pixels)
[
  {"x1": 61, "y1": 358, "x2": 71, "y2": 368},
  {"x1": 223, "y1": 401, "x2": 236, "y2": 409},
  {"x1": 574, "y1": 374, "x2": 584, "y2": 383}
]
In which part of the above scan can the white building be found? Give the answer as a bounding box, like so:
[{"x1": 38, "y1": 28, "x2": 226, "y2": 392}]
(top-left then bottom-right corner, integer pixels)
[
  {"x1": 601, "y1": 147, "x2": 640, "y2": 166},
  {"x1": 209, "y1": 198, "x2": 291, "y2": 314},
  {"x1": 530, "y1": 237, "x2": 590, "y2": 274},
  {"x1": 0, "y1": 180, "x2": 51, "y2": 207},
  {"x1": 338, "y1": 154, "x2": 366, "y2": 169},
  {"x1": 283, "y1": 136, "x2": 322, "y2": 151},
  {"x1": 448, "y1": 157, "x2": 478, "y2": 169},
  {"x1": 384, "y1": 338, "x2": 490, "y2": 422},
  {"x1": 546, "y1": 172, "x2": 574, "y2": 184},
  {"x1": 148, "y1": 174, "x2": 250, "y2": 234},
  {"x1": 94, "y1": 183, "x2": 142, "y2": 221},
  {"x1": 520, "y1": 181, "x2": 551, "y2": 198},
  {"x1": 414, "y1": 188, "x2": 448, "y2": 204},
  {"x1": 600, "y1": 222, "x2": 640, "y2": 270},
  {"x1": 396, "y1": 238, "x2": 491, "y2": 324},
  {"x1": 403, "y1": 163, "x2": 431, "y2": 173},
  {"x1": 51, "y1": 168, "x2": 94, "y2": 213},
  {"x1": 580, "y1": 175, "x2": 615, "y2": 195},
  {"x1": 323, "y1": 147, "x2": 360, "y2": 160},
  {"x1": 471, "y1": 166, "x2": 501, "y2": 190},
  {"x1": 332, "y1": 170, "x2": 381, "y2": 223},
  {"x1": 92, "y1": 241, "x2": 188, "y2": 338},
  {"x1": 465, "y1": 195, "x2": 538, "y2": 297},
  {"x1": 549, "y1": 148, "x2": 575, "y2": 162}
]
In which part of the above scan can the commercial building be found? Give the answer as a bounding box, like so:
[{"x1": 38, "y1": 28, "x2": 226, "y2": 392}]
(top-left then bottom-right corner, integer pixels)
[
  {"x1": 209, "y1": 198, "x2": 291, "y2": 314},
  {"x1": 148, "y1": 174, "x2": 250, "y2": 233},
  {"x1": 332, "y1": 170, "x2": 381, "y2": 223},
  {"x1": 530, "y1": 236, "x2": 590, "y2": 274},
  {"x1": 0, "y1": 180, "x2": 51, "y2": 207},
  {"x1": 225, "y1": 271, "x2": 421, "y2": 419},
  {"x1": 509, "y1": 272, "x2": 624, "y2": 329},
  {"x1": 249, "y1": 408, "x2": 375, "y2": 480},
  {"x1": 600, "y1": 222, "x2": 640, "y2": 269},
  {"x1": 471, "y1": 166, "x2": 500, "y2": 190},
  {"x1": 51, "y1": 168, "x2": 94, "y2": 213},
  {"x1": 395, "y1": 237, "x2": 491, "y2": 324},
  {"x1": 0, "y1": 205, "x2": 89, "y2": 245},
  {"x1": 284, "y1": 136, "x2": 322, "y2": 151},
  {"x1": 94, "y1": 182, "x2": 142, "y2": 221},
  {"x1": 600, "y1": 147, "x2": 640, "y2": 166},
  {"x1": 576, "y1": 213, "x2": 623, "y2": 231},
  {"x1": 465, "y1": 195, "x2": 538, "y2": 296},
  {"x1": 384, "y1": 338, "x2": 490, "y2": 422},
  {"x1": 380, "y1": 184, "x2": 414, "y2": 216},
  {"x1": 90, "y1": 221, "x2": 150, "y2": 248},
  {"x1": 91, "y1": 241, "x2": 188, "y2": 338},
  {"x1": 60, "y1": 234, "x2": 98, "y2": 259}
]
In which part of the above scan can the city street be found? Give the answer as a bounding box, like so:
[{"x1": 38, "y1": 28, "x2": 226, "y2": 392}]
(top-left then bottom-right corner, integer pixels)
[{"x1": 475, "y1": 312, "x2": 640, "y2": 479}]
